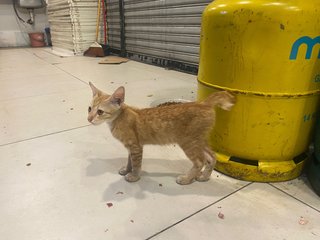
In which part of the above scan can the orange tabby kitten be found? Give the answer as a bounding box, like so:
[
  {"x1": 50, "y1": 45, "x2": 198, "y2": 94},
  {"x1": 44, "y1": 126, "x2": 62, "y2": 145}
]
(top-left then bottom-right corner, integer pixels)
[{"x1": 88, "y1": 82, "x2": 235, "y2": 185}]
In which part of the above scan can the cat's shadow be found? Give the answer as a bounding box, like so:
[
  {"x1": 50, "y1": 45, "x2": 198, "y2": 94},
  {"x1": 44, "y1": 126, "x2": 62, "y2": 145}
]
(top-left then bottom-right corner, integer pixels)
[
  {"x1": 86, "y1": 157, "x2": 181, "y2": 177},
  {"x1": 86, "y1": 157, "x2": 224, "y2": 201}
]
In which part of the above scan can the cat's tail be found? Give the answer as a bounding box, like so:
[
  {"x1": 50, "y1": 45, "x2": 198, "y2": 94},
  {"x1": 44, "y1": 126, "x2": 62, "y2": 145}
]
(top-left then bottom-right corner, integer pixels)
[{"x1": 201, "y1": 91, "x2": 236, "y2": 110}]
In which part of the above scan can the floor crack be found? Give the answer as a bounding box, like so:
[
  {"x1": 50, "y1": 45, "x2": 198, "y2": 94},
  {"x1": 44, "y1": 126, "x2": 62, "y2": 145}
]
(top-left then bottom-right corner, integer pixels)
[{"x1": 145, "y1": 182, "x2": 253, "y2": 240}]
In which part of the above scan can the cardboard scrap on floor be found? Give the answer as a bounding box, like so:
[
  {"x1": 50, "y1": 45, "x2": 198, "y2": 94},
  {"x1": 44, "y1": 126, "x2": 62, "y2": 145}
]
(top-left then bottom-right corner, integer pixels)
[{"x1": 99, "y1": 56, "x2": 129, "y2": 64}]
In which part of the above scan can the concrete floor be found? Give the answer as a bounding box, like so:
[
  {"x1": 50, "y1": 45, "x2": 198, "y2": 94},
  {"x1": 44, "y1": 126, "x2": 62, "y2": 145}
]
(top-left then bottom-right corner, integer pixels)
[{"x1": 0, "y1": 48, "x2": 319, "y2": 240}]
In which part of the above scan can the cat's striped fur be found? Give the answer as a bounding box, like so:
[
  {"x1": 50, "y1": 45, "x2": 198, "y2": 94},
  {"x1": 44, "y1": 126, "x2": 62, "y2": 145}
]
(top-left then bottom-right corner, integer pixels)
[{"x1": 88, "y1": 82, "x2": 235, "y2": 185}]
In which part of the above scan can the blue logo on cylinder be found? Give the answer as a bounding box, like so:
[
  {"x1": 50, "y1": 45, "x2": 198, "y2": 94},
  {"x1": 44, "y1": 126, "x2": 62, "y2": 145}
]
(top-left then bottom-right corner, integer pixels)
[{"x1": 290, "y1": 36, "x2": 320, "y2": 60}]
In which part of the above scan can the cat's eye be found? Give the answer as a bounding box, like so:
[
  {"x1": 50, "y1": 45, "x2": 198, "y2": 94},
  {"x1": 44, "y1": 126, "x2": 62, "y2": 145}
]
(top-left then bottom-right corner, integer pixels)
[
  {"x1": 97, "y1": 109, "x2": 104, "y2": 115},
  {"x1": 88, "y1": 106, "x2": 92, "y2": 113}
]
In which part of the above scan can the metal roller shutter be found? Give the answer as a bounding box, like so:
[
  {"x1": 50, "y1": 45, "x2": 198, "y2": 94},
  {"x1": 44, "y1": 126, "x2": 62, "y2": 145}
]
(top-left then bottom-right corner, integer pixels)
[
  {"x1": 106, "y1": 0, "x2": 121, "y2": 50},
  {"x1": 107, "y1": 0, "x2": 212, "y2": 73}
]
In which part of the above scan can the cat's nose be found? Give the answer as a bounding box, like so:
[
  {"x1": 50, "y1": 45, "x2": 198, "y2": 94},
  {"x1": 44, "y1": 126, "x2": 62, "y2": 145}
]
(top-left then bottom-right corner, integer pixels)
[{"x1": 87, "y1": 116, "x2": 94, "y2": 123}]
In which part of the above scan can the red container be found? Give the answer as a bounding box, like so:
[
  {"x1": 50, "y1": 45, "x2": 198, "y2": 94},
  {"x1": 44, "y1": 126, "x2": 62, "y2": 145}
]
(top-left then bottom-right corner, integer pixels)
[{"x1": 28, "y1": 32, "x2": 45, "y2": 47}]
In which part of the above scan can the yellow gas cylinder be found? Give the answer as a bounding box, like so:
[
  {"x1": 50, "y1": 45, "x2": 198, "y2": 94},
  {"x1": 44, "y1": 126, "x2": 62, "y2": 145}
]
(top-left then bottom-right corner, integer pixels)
[{"x1": 198, "y1": 0, "x2": 320, "y2": 182}]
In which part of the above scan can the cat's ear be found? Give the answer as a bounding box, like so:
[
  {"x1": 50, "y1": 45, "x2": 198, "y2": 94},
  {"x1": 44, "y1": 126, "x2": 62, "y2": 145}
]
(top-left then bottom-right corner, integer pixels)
[
  {"x1": 89, "y1": 82, "x2": 99, "y2": 96},
  {"x1": 110, "y1": 86, "x2": 125, "y2": 105}
]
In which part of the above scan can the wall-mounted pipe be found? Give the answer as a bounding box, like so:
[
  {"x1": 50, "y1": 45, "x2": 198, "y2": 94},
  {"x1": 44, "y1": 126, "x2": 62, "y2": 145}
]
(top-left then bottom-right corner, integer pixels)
[{"x1": 27, "y1": 8, "x2": 34, "y2": 24}]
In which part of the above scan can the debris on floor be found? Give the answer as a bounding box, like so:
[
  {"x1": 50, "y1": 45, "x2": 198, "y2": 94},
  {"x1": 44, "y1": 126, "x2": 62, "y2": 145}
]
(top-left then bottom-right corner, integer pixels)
[
  {"x1": 218, "y1": 212, "x2": 225, "y2": 219},
  {"x1": 116, "y1": 191, "x2": 124, "y2": 195},
  {"x1": 26, "y1": 163, "x2": 31, "y2": 167},
  {"x1": 106, "y1": 202, "x2": 113, "y2": 208},
  {"x1": 298, "y1": 216, "x2": 309, "y2": 225},
  {"x1": 99, "y1": 56, "x2": 129, "y2": 64},
  {"x1": 130, "y1": 220, "x2": 134, "y2": 223}
]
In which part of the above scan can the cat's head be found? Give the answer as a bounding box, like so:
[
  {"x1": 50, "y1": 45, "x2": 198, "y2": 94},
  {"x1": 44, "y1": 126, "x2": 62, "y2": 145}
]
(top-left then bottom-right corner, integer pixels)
[{"x1": 87, "y1": 82, "x2": 125, "y2": 125}]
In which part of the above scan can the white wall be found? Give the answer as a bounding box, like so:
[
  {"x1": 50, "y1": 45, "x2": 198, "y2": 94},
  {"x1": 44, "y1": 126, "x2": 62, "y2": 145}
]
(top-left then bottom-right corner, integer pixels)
[{"x1": 0, "y1": 0, "x2": 49, "y2": 47}]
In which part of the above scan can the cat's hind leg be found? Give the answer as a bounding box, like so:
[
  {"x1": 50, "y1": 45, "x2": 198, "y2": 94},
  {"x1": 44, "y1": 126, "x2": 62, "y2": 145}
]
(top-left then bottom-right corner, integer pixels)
[
  {"x1": 177, "y1": 144, "x2": 205, "y2": 185},
  {"x1": 119, "y1": 154, "x2": 132, "y2": 176},
  {"x1": 196, "y1": 146, "x2": 216, "y2": 182}
]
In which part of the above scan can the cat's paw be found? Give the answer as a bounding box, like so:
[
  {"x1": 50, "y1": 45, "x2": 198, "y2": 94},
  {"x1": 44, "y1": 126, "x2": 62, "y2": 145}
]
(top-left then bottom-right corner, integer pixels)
[
  {"x1": 125, "y1": 173, "x2": 140, "y2": 182},
  {"x1": 176, "y1": 175, "x2": 194, "y2": 185},
  {"x1": 196, "y1": 174, "x2": 210, "y2": 182},
  {"x1": 119, "y1": 166, "x2": 130, "y2": 176}
]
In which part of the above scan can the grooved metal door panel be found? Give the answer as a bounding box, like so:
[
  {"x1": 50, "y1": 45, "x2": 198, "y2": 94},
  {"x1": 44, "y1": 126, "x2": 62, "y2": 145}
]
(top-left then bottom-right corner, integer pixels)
[
  {"x1": 107, "y1": 0, "x2": 212, "y2": 66},
  {"x1": 106, "y1": 0, "x2": 121, "y2": 49}
]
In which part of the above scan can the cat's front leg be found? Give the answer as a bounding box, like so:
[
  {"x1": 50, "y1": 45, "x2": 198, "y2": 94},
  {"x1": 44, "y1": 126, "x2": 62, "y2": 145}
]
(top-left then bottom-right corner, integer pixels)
[
  {"x1": 119, "y1": 154, "x2": 132, "y2": 176},
  {"x1": 124, "y1": 145, "x2": 143, "y2": 182}
]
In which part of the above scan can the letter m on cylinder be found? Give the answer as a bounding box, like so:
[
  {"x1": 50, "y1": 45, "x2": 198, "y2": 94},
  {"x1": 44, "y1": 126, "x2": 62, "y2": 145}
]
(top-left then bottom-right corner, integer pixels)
[{"x1": 290, "y1": 36, "x2": 320, "y2": 60}]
